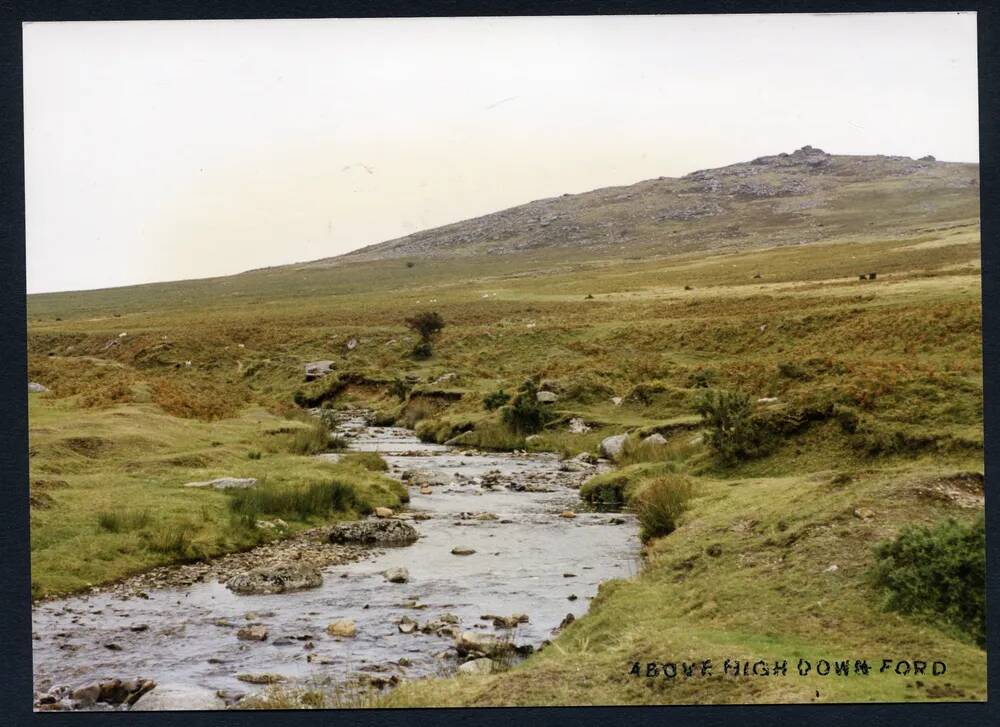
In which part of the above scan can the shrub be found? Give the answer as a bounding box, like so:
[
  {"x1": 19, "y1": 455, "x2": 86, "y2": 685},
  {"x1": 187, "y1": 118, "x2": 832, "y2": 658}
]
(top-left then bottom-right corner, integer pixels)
[
  {"x1": 871, "y1": 516, "x2": 985, "y2": 646},
  {"x1": 500, "y1": 379, "x2": 552, "y2": 434},
  {"x1": 634, "y1": 475, "x2": 694, "y2": 542},
  {"x1": 96, "y1": 509, "x2": 151, "y2": 533},
  {"x1": 483, "y1": 388, "x2": 511, "y2": 411},
  {"x1": 695, "y1": 389, "x2": 764, "y2": 464}
]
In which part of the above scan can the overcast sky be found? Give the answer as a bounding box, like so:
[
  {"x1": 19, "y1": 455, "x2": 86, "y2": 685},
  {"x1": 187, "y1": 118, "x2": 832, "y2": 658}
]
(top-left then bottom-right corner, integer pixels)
[{"x1": 23, "y1": 12, "x2": 979, "y2": 294}]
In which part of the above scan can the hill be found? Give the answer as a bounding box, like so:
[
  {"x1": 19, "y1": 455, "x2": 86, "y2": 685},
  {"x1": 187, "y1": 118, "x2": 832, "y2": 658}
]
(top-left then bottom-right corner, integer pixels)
[{"x1": 314, "y1": 146, "x2": 979, "y2": 264}]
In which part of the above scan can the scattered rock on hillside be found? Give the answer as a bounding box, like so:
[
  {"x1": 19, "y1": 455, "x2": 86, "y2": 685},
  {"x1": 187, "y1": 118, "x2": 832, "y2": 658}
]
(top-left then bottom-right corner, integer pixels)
[
  {"x1": 568, "y1": 418, "x2": 590, "y2": 433},
  {"x1": 183, "y1": 477, "x2": 257, "y2": 490},
  {"x1": 227, "y1": 563, "x2": 323, "y2": 595},
  {"x1": 642, "y1": 433, "x2": 667, "y2": 446},
  {"x1": 536, "y1": 390, "x2": 558, "y2": 404},
  {"x1": 28, "y1": 381, "x2": 49, "y2": 393},
  {"x1": 600, "y1": 434, "x2": 628, "y2": 459},
  {"x1": 328, "y1": 519, "x2": 419, "y2": 546}
]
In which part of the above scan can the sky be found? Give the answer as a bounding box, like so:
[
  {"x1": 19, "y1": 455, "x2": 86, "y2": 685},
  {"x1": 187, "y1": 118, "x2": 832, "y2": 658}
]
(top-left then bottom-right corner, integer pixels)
[{"x1": 23, "y1": 12, "x2": 979, "y2": 294}]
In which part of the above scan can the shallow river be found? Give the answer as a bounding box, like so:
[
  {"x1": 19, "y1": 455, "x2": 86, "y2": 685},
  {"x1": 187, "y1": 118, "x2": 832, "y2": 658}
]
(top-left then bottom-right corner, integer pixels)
[{"x1": 32, "y1": 414, "x2": 640, "y2": 706}]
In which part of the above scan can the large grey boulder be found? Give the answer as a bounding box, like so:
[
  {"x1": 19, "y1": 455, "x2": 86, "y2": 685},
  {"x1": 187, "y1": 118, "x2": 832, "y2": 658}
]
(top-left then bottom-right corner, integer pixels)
[
  {"x1": 328, "y1": 518, "x2": 419, "y2": 545},
  {"x1": 454, "y1": 631, "x2": 514, "y2": 658},
  {"x1": 226, "y1": 563, "x2": 323, "y2": 595},
  {"x1": 130, "y1": 684, "x2": 225, "y2": 711},
  {"x1": 599, "y1": 434, "x2": 629, "y2": 460}
]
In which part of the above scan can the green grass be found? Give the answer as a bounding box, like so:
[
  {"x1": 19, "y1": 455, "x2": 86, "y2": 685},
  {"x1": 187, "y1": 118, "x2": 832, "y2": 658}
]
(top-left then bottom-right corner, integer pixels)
[{"x1": 26, "y1": 220, "x2": 985, "y2": 702}]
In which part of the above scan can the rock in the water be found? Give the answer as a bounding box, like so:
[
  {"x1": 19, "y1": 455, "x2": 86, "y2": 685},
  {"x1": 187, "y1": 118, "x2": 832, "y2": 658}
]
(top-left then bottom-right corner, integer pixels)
[
  {"x1": 227, "y1": 563, "x2": 322, "y2": 595},
  {"x1": 455, "y1": 631, "x2": 514, "y2": 658},
  {"x1": 326, "y1": 619, "x2": 357, "y2": 637},
  {"x1": 536, "y1": 390, "x2": 558, "y2": 404},
  {"x1": 599, "y1": 434, "x2": 628, "y2": 460},
  {"x1": 236, "y1": 625, "x2": 268, "y2": 641},
  {"x1": 183, "y1": 477, "x2": 257, "y2": 490},
  {"x1": 451, "y1": 546, "x2": 476, "y2": 556},
  {"x1": 328, "y1": 519, "x2": 419, "y2": 545},
  {"x1": 70, "y1": 682, "x2": 101, "y2": 707},
  {"x1": 374, "y1": 507, "x2": 394, "y2": 518},
  {"x1": 398, "y1": 616, "x2": 418, "y2": 634},
  {"x1": 28, "y1": 381, "x2": 49, "y2": 393},
  {"x1": 458, "y1": 658, "x2": 494, "y2": 676},
  {"x1": 642, "y1": 433, "x2": 668, "y2": 446},
  {"x1": 384, "y1": 567, "x2": 409, "y2": 584},
  {"x1": 236, "y1": 673, "x2": 286, "y2": 685},
  {"x1": 572, "y1": 451, "x2": 598, "y2": 465},
  {"x1": 131, "y1": 684, "x2": 225, "y2": 711},
  {"x1": 559, "y1": 511, "x2": 576, "y2": 519}
]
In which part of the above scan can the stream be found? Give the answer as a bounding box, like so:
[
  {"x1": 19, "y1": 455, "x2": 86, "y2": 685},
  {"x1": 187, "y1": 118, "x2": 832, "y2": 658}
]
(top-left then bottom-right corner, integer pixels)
[{"x1": 32, "y1": 413, "x2": 640, "y2": 710}]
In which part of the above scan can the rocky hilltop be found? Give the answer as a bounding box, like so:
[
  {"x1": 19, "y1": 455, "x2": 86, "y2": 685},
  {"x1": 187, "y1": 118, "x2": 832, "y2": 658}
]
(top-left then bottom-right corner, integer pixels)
[{"x1": 313, "y1": 147, "x2": 978, "y2": 265}]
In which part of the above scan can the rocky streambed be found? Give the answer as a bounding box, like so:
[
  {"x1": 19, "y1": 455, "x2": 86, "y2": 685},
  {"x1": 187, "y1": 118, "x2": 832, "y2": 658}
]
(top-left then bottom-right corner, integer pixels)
[{"x1": 32, "y1": 412, "x2": 640, "y2": 711}]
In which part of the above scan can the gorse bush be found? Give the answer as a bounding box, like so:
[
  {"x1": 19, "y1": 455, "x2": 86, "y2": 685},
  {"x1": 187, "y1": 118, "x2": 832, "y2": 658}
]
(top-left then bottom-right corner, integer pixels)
[
  {"x1": 500, "y1": 379, "x2": 552, "y2": 434},
  {"x1": 635, "y1": 475, "x2": 694, "y2": 542},
  {"x1": 483, "y1": 388, "x2": 511, "y2": 411},
  {"x1": 871, "y1": 515, "x2": 985, "y2": 647},
  {"x1": 695, "y1": 389, "x2": 765, "y2": 464},
  {"x1": 228, "y1": 479, "x2": 359, "y2": 524}
]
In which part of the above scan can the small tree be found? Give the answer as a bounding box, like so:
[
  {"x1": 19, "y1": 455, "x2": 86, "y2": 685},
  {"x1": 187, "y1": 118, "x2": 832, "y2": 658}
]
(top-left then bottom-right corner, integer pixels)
[{"x1": 405, "y1": 311, "x2": 445, "y2": 359}]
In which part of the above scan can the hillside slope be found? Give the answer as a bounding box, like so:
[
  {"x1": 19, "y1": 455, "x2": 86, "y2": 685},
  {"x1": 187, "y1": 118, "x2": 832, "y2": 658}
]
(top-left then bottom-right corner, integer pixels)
[{"x1": 319, "y1": 146, "x2": 978, "y2": 264}]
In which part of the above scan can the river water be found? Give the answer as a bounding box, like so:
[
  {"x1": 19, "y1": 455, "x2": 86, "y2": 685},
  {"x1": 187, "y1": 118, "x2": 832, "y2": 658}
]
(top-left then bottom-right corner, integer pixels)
[{"x1": 32, "y1": 414, "x2": 640, "y2": 707}]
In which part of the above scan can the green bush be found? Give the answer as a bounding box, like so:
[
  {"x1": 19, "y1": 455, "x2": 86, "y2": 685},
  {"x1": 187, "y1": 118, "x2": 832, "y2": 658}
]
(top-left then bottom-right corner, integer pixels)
[
  {"x1": 871, "y1": 515, "x2": 985, "y2": 647},
  {"x1": 286, "y1": 418, "x2": 333, "y2": 455},
  {"x1": 500, "y1": 379, "x2": 553, "y2": 434},
  {"x1": 695, "y1": 389, "x2": 764, "y2": 464},
  {"x1": 483, "y1": 388, "x2": 511, "y2": 411},
  {"x1": 635, "y1": 475, "x2": 694, "y2": 542}
]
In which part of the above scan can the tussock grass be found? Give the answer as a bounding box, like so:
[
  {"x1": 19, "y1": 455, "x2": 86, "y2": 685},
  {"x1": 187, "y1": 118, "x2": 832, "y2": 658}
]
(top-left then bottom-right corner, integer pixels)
[
  {"x1": 634, "y1": 475, "x2": 694, "y2": 542},
  {"x1": 228, "y1": 480, "x2": 361, "y2": 523},
  {"x1": 339, "y1": 451, "x2": 389, "y2": 472},
  {"x1": 96, "y1": 509, "x2": 151, "y2": 533}
]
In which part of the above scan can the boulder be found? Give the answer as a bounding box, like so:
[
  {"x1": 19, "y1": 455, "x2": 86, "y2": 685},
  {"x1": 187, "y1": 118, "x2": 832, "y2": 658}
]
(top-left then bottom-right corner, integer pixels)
[
  {"x1": 131, "y1": 684, "x2": 225, "y2": 711},
  {"x1": 458, "y1": 658, "x2": 494, "y2": 676},
  {"x1": 397, "y1": 616, "x2": 418, "y2": 634},
  {"x1": 451, "y1": 546, "x2": 476, "y2": 556},
  {"x1": 70, "y1": 682, "x2": 101, "y2": 707},
  {"x1": 454, "y1": 631, "x2": 514, "y2": 658},
  {"x1": 326, "y1": 619, "x2": 357, "y2": 638},
  {"x1": 599, "y1": 434, "x2": 628, "y2": 460},
  {"x1": 384, "y1": 567, "x2": 409, "y2": 584},
  {"x1": 328, "y1": 519, "x2": 419, "y2": 546},
  {"x1": 559, "y1": 511, "x2": 576, "y2": 519},
  {"x1": 374, "y1": 507, "x2": 394, "y2": 518},
  {"x1": 303, "y1": 360, "x2": 334, "y2": 381},
  {"x1": 642, "y1": 433, "x2": 668, "y2": 446},
  {"x1": 536, "y1": 391, "x2": 558, "y2": 404},
  {"x1": 183, "y1": 477, "x2": 257, "y2": 490},
  {"x1": 568, "y1": 418, "x2": 590, "y2": 434},
  {"x1": 226, "y1": 563, "x2": 322, "y2": 595},
  {"x1": 28, "y1": 382, "x2": 49, "y2": 394},
  {"x1": 236, "y1": 625, "x2": 268, "y2": 641}
]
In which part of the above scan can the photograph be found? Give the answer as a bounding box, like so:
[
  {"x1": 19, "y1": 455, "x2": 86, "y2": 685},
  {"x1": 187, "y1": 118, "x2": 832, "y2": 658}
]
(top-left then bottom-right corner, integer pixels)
[{"x1": 22, "y1": 11, "x2": 985, "y2": 711}]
